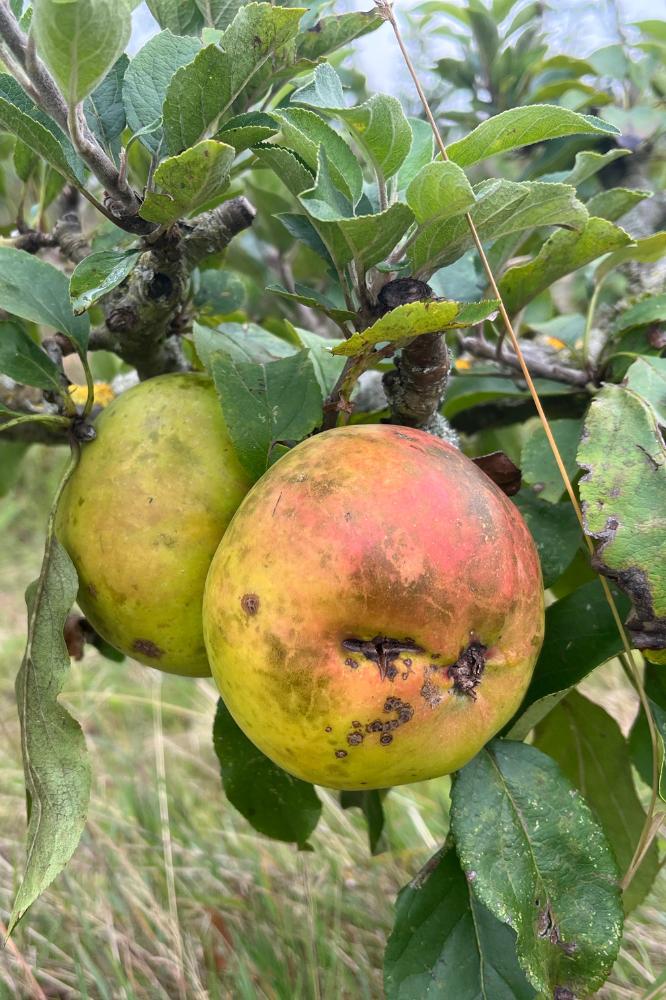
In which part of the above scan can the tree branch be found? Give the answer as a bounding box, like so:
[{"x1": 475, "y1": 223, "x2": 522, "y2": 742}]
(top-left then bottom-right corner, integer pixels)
[{"x1": 458, "y1": 334, "x2": 591, "y2": 387}]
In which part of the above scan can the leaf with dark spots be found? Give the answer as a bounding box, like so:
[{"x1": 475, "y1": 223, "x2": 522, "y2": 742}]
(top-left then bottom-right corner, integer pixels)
[
  {"x1": 472, "y1": 451, "x2": 521, "y2": 496},
  {"x1": 213, "y1": 699, "x2": 321, "y2": 847},
  {"x1": 451, "y1": 740, "x2": 623, "y2": 996},
  {"x1": 385, "y1": 842, "x2": 536, "y2": 999},
  {"x1": 340, "y1": 789, "x2": 388, "y2": 854},
  {"x1": 10, "y1": 459, "x2": 91, "y2": 934},
  {"x1": 534, "y1": 690, "x2": 659, "y2": 913},
  {"x1": 577, "y1": 383, "x2": 666, "y2": 654}
]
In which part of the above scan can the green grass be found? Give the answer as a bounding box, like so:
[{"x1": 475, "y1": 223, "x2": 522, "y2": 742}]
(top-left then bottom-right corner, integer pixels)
[{"x1": 0, "y1": 446, "x2": 664, "y2": 998}]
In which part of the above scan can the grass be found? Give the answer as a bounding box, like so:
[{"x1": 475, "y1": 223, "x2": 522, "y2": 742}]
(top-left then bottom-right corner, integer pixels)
[{"x1": 0, "y1": 446, "x2": 664, "y2": 998}]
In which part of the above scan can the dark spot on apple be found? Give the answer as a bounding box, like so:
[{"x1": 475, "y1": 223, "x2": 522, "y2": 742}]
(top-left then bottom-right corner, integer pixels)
[
  {"x1": 347, "y1": 731, "x2": 363, "y2": 746},
  {"x1": 87, "y1": 582, "x2": 98, "y2": 598},
  {"x1": 380, "y1": 733, "x2": 393, "y2": 745},
  {"x1": 334, "y1": 749, "x2": 348, "y2": 758},
  {"x1": 448, "y1": 641, "x2": 487, "y2": 700},
  {"x1": 241, "y1": 593, "x2": 260, "y2": 615},
  {"x1": 324, "y1": 726, "x2": 332, "y2": 733},
  {"x1": 132, "y1": 638, "x2": 164, "y2": 659}
]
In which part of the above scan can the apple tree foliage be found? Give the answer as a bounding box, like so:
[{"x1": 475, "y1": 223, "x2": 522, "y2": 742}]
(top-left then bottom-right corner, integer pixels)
[{"x1": 0, "y1": 0, "x2": 664, "y2": 995}]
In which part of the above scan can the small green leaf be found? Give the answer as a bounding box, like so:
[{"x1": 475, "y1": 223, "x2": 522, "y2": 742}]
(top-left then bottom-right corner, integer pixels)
[
  {"x1": 213, "y1": 698, "x2": 321, "y2": 846},
  {"x1": 406, "y1": 160, "x2": 475, "y2": 225},
  {"x1": 512, "y1": 489, "x2": 581, "y2": 588},
  {"x1": 396, "y1": 117, "x2": 435, "y2": 191},
  {"x1": 215, "y1": 110, "x2": 277, "y2": 151},
  {"x1": 611, "y1": 292, "x2": 666, "y2": 335},
  {"x1": 625, "y1": 356, "x2": 666, "y2": 425},
  {"x1": 585, "y1": 187, "x2": 651, "y2": 222},
  {"x1": 33, "y1": 0, "x2": 132, "y2": 105},
  {"x1": 451, "y1": 739, "x2": 623, "y2": 996},
  {"x1": 253, "y1": 143, "x2": 314, "y2": 199},
  {"x1": 629, "y1": 663, "x2": 666, "y2": 800},
  {"x1": 292, "y1": 326, "x2": 345, "y2": 397},
  {"x1": 0, "y1": 248, "x2": 89, "y2": 352},
  {"x1": 69, "y1": 249, "x2": 141, "y2": 315},
  {"x1": 123, "y1": 30, "x2": 201, "y2": 154},
  {"x1": 209, "y1": 349, "x2": 323, "y2": 479},
  {"x1": 521, "y1": 418, "x2": 582, "y2": 503},
  {"x1": 596, "y1": 231, "x2": 666, "y2": 282},
  {"x1": 147, "y1": 0, "x2": 204, "y2": 34},
  {"x1": 267, "y1": 283, "x2": 355, "y2": 323},
  {"x1": 507, "y1": 580, "x2": 631, "y2": 739},
  {"x1": 193, "y1": 320, "x2": 296, "y2": 367},
  {"x1": 0, "y1": 441, "x2": 29, "y2": 497},
  {"x1": 540, "y1": 148, "x2": 632, "y2": 186},
  {"x1": 534, "y1": 691, "x2": 659, "y2": 914},
  {"x1": 0, "y1": 320, "x2": 63, "y2": 393},
  {"x1": 443, "y1": 373, "x2": 570, "y2": 420},
  {"x1": 333, "y1": 299, "x2": 499, "y2": 357},
  {"x1": 295, "y1": 9, "x2": 383, "y2": 62},
  {"x1": 0, "y1": 73, "x2": 85, "y2": 184},
  {"x1": 9, "y1": 469, "x2": 91, "y2": 934},
  {"x1": 292, "y1": 63, "x2": 412, "y2": 181},
  {"x1": 578, "y1": 385, "x2": 666, "y2": 654},
  {"x1": 447, "y1": 104, "x2": 620, "y2": 169},
  {"x1": 13, "y1": 138, "x2": 38, "y2": 183},
  {"x1": 139, "y1": 140, "x2": 235, "y2": 224},
  {"x1": 385, "y1": 843, "x2": 536, "y2": 1000},
  {"x1": 273, "y1": 107, "x2": 363, "y2": 206},
  {"x1": 340, "y1": 790, "x2": 387, "y2": 856},
  {"x1": 84, "y1": 55, "x2": 128, "y2": 154},
  {"x1": 500, "y1": 217, "x2": 632, "y2": 315},
  {"x1": 162, "y1": 4, "x2": 305, "y2": 154}
]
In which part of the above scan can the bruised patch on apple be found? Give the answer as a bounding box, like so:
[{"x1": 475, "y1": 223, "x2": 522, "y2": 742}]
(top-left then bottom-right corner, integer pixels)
[
  {"x1": 241, "y1": 593, "x2": 260, "y2": 615},
  {"x1": 132, "y1": 638, "x2": 164, "y2": 659}
]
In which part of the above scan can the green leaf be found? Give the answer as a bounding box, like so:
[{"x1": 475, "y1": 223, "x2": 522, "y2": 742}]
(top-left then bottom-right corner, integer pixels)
[
  {"x1": 253, "y1": 143, "x2": 315, "y2": 199},
  {"x1": 193, "y1": 319, "x2": 296, "y2": 366},
  {"x1": 0, "y1": 320, "x2": 63, "y2": 392},
  {"x1": 209, "y1": 349, "x2": 323, "y2": 479},
  {"x1": 611, "y1": 292, "x2": 666, "y2": 335},
  {"x1": 540, "y1": 148, "x2": 632, "y2": 186},
  {"x1": 9, "y1": 501, "x2": 91, "y2": 934},
  {"x1": 273, "y1": 107, "x2": 363, "y2": 206},
  {"x1": 450, "y1": 739, "x2": 623, "y2": 997},
  {"x1": 385, "y1": 843, "x2": 536, "y2": 1000},
  {"x1": 123, "y1": 30, "x2": 201, "y2": 154},
  {"x1": 625, "y1": 356, "x2": 666, "y2": 425},
  {"x1": 33, "y1": 0, "x2": 132, "y2": 105},
  {"x1": 0, "y1": 73, "x2": 84, "y2": 184},
  {"x1": 295, "y1": 9, "x2": 383, "y2": 62},
  {"x1": 534, "y1": 691, "x2": 659, "y2": 914},
  {"x1": 162, "y1": 4, "x2": 305, "y2": 155},
  {"x1": 139, "y1": 140, "x2": 235, "y2": 224},
  {"x1": 406, "y1": 160, "x2": 475, "y2": 225},
  {"x1": 213, "y1": 698, "x2": 321, "y2": 847},
  {"x1": 507, "y1": 580, "x2": 631, "y2": 739},
  {"x1": 521, "y1": 418, "x2": 582, "y2": 503},
  {"x1": 499, "y1": 217, "x2": 632, "y2": 315},
  {"x1": 84, "y1": 55, "x2": 128, "y2": 154},
  {"x1": 194, "y1": 269, "x2": 246, "y2": 316},
  {"x1": 69, "y1": 249, "x2": 141, "y2": 315},
  {"x1": 578, "y1": 385, "x2": 666, "y2": 654},
  {"x1": 0, "y1": 440, "x2": 30, "y2": 497},
  {"x1": 194, "y1": 0, "x2": 251, "y2": 31},
  {"x1": 292, "y1": 63, "x2": 412, "y2": 181},
  {"x1": 13, "y1": 137, "x2": 38, "y2": 183},
  {"x1": 292, "y1": 326, "x2": 345, "y2": 397},
  {"x1": 443, "y1": 374, "x2": 571, "y2": 420},
  {"x1": 215, "y1": 110, "x2": 277, "y2": 151},
  {"x1": 147, "y1": 0, "x2": 204, "y2": 34},
  {"x1": 340, "y1": 790, "x2": 387, "y2": 855},
  {"x1": 0, "y1": 248, "x2": 89, "y2": 352},
  {"x1": 333, "y1": 299, "x2": 499, "y2": 357},
  {"x1": 585, "y1": 187, "x2": 651, "y2": 222},
  {"x1": 629, "y1": 663, "x2": 666, "y2": 799},
  {"x1": 512, "y1": 489, "x2": 581, "y2": 589},
  {"x1": 409, "y1": 179, "x2": 588, "y2": 277},
  {"x1": 447, "y1": 105, "x2": 620, "y2": 169},
  {"x1": 596, "y1": 231, "x2": 666, "y2": 282},
  {"x1": 267, "y1": 283, "x2": 355, "y2": 324},
  {"x1": 396, "y1": 117, "x2": 435, "y2": 191}
]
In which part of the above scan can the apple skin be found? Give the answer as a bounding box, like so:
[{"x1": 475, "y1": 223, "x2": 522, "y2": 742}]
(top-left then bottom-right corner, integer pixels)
[
  {"x1": 57, "y1": 373, "x2": 250, "y2": 676},
  {"x1": 203, "y1": 424, "x2": 544, "y2": 789}
]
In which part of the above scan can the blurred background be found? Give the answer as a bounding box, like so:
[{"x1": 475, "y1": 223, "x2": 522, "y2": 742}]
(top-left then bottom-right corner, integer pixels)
[{"x1": 2, "y1": 0, "x2": 666, "y2": 997}]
